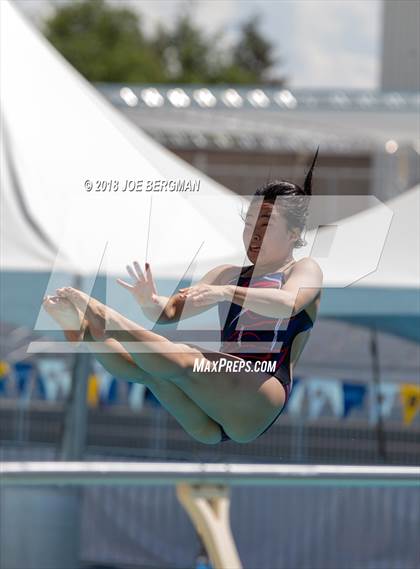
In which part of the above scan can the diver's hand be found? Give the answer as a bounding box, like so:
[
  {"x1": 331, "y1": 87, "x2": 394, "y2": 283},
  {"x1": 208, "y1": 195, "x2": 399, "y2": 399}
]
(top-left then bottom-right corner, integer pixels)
[
  {"x1": 117, "y1": 261, "x2": 159, "y2": 307},
  {"x1": 178, "y1": 284, "x2": 227, "y2": 306}
]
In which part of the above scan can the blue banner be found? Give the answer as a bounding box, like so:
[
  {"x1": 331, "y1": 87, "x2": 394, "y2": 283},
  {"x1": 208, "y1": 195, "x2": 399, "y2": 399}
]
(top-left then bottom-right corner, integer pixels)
[
  {"x1": 14, "y1": 362, "x2": 33, "y2": 397},
  {"x1": 342, "y1": 382, "x2": 367, "y2": 417}
]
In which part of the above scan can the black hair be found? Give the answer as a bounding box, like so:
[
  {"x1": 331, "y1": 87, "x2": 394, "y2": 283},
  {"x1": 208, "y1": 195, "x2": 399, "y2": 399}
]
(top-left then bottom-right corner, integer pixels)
[{"x1": 245, "y1": 147, "x2": 319, "y2": 248}]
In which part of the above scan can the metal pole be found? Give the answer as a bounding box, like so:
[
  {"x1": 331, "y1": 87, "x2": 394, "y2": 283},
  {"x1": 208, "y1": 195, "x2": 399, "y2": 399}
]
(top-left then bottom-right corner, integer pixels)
[
  {"x1": 59, "y1": 274, "x2": 91, "y2": 461},
  {"x1": 59, "y1": 351, "x2": 91, "y2": 460},
  {"x1": 369, "y1": 326, "x2": 387, "y2": 461}
]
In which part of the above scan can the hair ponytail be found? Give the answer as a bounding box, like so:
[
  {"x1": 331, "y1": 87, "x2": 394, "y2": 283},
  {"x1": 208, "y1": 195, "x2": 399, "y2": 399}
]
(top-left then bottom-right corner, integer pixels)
[{"x1": 303, "y1": 146, "x2": 319, "y2": 196}]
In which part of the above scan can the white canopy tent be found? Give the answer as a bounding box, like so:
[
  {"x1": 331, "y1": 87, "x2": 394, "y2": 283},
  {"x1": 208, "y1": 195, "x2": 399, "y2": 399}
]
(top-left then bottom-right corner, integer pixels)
[
  {"x1": 317, "y1": 185, "x2": 420, "y2": 342},
  {"x1": 0, "y1": 0, "x2": 245, "y2": 279},
  {"x1": 334, "y1": 184, "x2": 419, "y2": 290}
]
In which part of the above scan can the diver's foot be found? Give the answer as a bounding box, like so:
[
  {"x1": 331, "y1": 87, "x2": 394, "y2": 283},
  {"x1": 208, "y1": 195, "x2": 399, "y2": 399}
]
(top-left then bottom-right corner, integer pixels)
[
  {"x1": 42, "y1": 295, "x2": 86, "y2": 343},
  {"x1": 56, "y1": 287, "x2": 110, "y2": 340}
]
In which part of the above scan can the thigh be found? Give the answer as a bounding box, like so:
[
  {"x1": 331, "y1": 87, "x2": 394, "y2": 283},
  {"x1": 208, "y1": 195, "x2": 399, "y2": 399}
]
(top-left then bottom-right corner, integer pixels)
[{"x1": 173, "y1": 343, "x2": 287, "y2": 437}]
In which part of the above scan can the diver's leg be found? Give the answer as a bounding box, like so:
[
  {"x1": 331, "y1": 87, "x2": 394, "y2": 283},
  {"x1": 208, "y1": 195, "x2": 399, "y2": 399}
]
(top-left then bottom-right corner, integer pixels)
[
  {"x1": 43, "y1": 294, "x2": 222, "y2": 444},
  {"x1": 172, "y1": 349, "x2": 287, "y2": 443},
  {"x1": 57, "y1": 288, "x2": 285, "y2": 442},
  {"x1": 84, "y1": 330, "x2": 222, "y2": 444},
  {"x1": 57, "y1": 287, "x2": 208, "y2": 379},
  {"x1": 94, "y1": 319, "x2": 286, "y2": 444}
]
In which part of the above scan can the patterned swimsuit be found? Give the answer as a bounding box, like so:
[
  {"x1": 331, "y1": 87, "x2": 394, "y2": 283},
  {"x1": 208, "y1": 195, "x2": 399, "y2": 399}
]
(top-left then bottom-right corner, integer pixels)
[{"x1": 217, "y1": 263, "x2": 314, "y2": 441}]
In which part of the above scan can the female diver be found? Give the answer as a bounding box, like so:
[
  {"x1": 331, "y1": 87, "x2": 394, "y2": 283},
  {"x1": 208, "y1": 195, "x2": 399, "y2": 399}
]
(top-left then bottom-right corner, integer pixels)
[{"x1": 43, "y1": 150, "x2": 322, "y2": 444}]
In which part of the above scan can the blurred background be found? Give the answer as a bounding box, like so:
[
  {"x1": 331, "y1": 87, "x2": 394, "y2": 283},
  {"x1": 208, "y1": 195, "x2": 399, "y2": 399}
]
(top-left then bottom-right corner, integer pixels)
[{"x1": 1, "y1": 1, "x2": 419, "y2": 568}]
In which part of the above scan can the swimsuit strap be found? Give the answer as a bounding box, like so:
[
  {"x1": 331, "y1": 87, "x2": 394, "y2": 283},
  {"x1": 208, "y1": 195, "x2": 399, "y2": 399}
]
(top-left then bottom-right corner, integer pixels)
[
  {"x1": 277, "y1": 258, "x2": 297, "y2": 275},
  {"x1": 241, "y1": 258, "x2": 297, "y2": 279},
  {"x1": 226, "y1": 259, "x2": 297, "y2": 285}
]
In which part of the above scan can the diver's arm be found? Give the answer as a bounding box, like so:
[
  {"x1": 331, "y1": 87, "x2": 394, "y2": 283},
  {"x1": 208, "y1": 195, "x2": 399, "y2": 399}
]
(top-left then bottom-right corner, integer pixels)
[
  {"x1": 143, "y1": 264, "x2": 233, "y2": 324},
  {"x1": 222, "y1": 258, "x2": 322, "y2": 318},
  {"x1": 140, "y1": 294, "x2": 174, "y2": 323}
]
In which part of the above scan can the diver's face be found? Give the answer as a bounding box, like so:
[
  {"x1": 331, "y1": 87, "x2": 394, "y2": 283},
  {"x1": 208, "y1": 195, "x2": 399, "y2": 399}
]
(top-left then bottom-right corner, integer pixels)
[{"x1": 243, "y1": 201, "x2": 294, "y2": 265}]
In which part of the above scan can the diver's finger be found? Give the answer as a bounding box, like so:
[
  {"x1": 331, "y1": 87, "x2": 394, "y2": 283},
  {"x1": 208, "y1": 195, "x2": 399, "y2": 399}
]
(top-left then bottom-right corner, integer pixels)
[
  {"x1": 133, "y1": 260, "x2": 145, "y2": 282},
  {"x1": 126, "y1": 264, "x2": 139, "y2": 282},
  {"x1": 145, "y1": 263, "x2": 157, "y2": 290},
  {"x1": 117, "y1": 278, "x2": 134, "y2": 290}
]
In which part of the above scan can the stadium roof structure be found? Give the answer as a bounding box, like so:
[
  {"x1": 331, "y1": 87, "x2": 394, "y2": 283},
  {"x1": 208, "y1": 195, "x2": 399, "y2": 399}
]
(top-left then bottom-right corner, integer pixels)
[{"x1": 97, "y1": 84, "x2": 420, "y2": 154}]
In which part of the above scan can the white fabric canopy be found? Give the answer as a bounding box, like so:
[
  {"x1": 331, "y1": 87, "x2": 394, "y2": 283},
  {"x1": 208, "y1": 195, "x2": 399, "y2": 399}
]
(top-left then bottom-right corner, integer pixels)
[
  {"x1": 0, "y1": 0, "x2": 245, "y2": 280},
  {"x1": 337, "y1": 184, "x2": 420, "y2": 289}
]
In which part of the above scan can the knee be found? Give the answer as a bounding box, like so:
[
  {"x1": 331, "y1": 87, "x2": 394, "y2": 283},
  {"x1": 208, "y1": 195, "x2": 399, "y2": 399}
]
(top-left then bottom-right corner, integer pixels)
[{"x1": 190, "y1": 422, "x2": 223, "y2": 445}]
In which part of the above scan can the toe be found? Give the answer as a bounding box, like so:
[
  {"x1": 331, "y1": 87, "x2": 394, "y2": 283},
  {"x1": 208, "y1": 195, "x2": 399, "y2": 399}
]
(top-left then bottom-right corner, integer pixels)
[{"x1": 64, "y1": 287, "x2": 77, "y2": 297}]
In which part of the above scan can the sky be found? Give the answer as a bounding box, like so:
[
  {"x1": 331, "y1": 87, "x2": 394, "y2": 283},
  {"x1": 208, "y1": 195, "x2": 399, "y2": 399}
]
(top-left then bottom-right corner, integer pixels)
[{"x1": 15, "y1": 0, "x2": 383, "y2": 89}]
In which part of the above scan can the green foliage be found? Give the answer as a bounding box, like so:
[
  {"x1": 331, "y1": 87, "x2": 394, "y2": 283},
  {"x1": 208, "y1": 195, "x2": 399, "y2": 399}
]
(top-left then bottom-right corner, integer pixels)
[
  {"x1": 44, "y1": 0, "x2": 285, "y2": 85},
  {"x1": 45, "y1": 0, "x2": 165, "y2": 82},
  {"x1": 232, "y1": 16, "x2": 277, "y2": 82},
  {"x1": 152, "y1": 15, "x2": 211, "y2": 83}
]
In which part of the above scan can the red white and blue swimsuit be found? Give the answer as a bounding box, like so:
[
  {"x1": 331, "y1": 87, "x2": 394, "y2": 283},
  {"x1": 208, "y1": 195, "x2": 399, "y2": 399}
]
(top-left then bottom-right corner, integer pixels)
[{"x1": 217, "y1": 265, "x2": 314, "y2": 442}]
